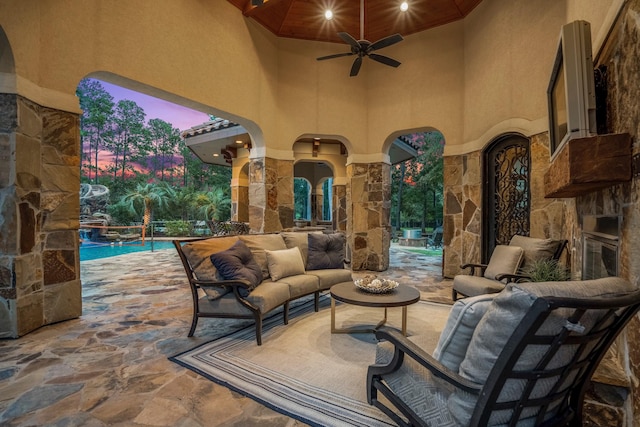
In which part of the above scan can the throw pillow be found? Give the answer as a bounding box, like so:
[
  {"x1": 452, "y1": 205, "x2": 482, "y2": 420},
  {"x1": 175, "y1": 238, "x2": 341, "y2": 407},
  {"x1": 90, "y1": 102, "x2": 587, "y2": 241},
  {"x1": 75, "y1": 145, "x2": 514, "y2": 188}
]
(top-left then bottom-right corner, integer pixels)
[
  {"x1": 483, "y1": 245, "x2": 524, "y2": 280},
  {"x1": 210, "y1": 240, "x2": 263, "y2": 297},
  {"x1": 432, "y1": 293, "x2": 497, "y2": 372},
  {"x1": 307, "y1": 233, "x2": 345, "y2": 270},
  {"x1": 265, "y1": 247, "x2": 306, "y2": 281},
  {"x1": 239, "y1": 234, "x2": 288, "y2": 279}
]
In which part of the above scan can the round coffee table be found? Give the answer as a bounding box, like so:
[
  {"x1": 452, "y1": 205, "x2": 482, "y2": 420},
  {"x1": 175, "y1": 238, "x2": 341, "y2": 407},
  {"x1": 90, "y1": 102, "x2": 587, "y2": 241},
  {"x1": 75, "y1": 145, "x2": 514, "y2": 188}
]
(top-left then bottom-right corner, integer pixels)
[{"x1": 329, "y1": 281, "x2": 420, "y2": 336}]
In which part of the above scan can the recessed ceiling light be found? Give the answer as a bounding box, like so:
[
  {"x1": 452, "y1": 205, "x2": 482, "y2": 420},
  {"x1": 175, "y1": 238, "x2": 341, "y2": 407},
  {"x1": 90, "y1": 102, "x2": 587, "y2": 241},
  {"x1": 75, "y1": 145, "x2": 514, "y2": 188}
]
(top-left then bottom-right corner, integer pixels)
[
  {"x1": 213, "y1": 153, "x2": 219, "y2": 157},
  {"x1": 324, "y1": 10, "x2": 333, "y2": 20},
  {"x1": 235, "y1": 139, "x2": 243, "y2": 144},
  {"x1": 400, "y1": 2, "x2": 409, "y2": 12}
]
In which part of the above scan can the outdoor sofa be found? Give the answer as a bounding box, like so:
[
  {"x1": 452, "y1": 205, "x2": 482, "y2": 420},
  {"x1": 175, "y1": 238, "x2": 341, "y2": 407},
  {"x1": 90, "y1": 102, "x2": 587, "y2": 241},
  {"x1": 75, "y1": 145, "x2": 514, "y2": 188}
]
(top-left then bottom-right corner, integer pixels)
[{"x1": 173, "y1": 231, "x2": 353, "y2": 345}]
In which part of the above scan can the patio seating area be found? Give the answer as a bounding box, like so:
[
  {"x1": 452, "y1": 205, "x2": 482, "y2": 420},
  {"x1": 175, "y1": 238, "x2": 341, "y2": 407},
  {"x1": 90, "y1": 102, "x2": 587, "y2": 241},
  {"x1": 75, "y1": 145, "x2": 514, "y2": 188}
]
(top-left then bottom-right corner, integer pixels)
[{"x1": 0, "y1": 244, "x2": 446, "y2": 426}]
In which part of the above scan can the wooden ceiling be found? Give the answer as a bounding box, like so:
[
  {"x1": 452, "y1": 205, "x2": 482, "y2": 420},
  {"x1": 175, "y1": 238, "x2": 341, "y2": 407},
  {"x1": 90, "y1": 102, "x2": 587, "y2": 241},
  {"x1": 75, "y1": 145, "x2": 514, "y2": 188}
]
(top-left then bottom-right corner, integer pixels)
[{"x1": 227, "y1": 0, "x2": 483, "y2": 44}]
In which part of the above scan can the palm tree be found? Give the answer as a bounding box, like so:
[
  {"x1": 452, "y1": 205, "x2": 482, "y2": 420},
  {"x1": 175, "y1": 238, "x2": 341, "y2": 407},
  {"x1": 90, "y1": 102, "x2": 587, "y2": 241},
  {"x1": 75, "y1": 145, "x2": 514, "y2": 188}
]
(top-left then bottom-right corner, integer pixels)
[
  {"x1": 194, "y1": 188, "x2": 231, "y2": 221},
  {"x1": 122, "y1": 182, "x2": 174, "y2": 227}
]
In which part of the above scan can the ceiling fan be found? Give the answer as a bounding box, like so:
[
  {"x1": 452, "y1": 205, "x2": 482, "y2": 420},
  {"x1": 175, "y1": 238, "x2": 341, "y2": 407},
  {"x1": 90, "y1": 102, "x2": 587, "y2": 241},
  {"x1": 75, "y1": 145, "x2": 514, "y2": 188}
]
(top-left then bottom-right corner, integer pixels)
[{"x1": 316, "y1": 0, "x2": 404, "y2": 77}]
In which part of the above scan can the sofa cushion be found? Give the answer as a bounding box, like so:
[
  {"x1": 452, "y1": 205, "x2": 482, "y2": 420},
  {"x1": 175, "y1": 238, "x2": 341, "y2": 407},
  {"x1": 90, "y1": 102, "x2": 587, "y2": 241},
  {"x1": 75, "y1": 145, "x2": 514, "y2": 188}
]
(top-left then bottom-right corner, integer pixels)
[
  {"x1": 509, "y1": 235, "x2": 561, "y2": 270},
  {"x1": 210, "y1": 240, "x2": 263, "y2": 297},
  {"x1": 277, "y1": 274, "x2": 320, "y2": 298},
  {"x1": 180, "y1": 236, "x2": 239, "y2": 300},
  {"x1": 240, "y1": 234, "x2": 288, "y2": 279},
  {"x1": 448, "y1": 277, "x2": 636, "y2": 426},
  {"x1": 245, "y1": 280, "x2": 291, "y2": 313},
  {"x1": 305, "y1": 269, "x2": 353, "y2": 290},
  {"x1": 307, "y1": 233, "x2": 346, "y2": 270},
  {"x1": 483, "y1": 245, "x2": 523, "y2": 280},
  {"x1": 433, "y1": 293, "x2": 497, "y2": 372},
  {"x1": 265, "y1": 247, "x2": 306, "y2": 281},
  {"x1": 281, "y1": 231, "x2": 320, "y2": 266}
]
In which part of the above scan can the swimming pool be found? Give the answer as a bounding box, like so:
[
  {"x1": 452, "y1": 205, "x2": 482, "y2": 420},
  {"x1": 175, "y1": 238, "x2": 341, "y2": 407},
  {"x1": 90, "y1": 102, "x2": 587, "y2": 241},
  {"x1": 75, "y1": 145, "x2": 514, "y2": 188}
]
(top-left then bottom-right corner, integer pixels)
[{"x1": 80, "y1": 240, "x2": 176, "y2": 261}]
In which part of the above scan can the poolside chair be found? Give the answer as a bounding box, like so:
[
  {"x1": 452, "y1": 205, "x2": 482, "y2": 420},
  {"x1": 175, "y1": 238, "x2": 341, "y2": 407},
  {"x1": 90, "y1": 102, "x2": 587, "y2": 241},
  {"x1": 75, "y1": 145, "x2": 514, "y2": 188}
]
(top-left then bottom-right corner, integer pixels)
[
  {"x1": 426, "y1": 226, "x2": 443, "y2": 249},
  {"x1": 452, "y1": 235, "x2": 567, "y2": 301},
  {"x1": 367, "y1": 277, "x2": 640, "y2": 427}
]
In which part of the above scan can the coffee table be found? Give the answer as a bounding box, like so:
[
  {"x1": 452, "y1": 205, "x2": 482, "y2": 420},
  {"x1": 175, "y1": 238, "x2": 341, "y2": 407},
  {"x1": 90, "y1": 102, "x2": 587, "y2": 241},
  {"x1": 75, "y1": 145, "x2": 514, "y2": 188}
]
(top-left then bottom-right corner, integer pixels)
[{"x1": 329, "y1": 281, "x2": 420, "y2": 336}]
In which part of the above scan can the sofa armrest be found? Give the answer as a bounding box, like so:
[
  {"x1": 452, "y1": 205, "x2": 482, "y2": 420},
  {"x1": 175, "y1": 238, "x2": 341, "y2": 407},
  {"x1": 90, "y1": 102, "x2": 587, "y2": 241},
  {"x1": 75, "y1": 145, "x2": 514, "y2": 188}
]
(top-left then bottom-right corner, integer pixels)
[
  {"x1": 368, "y1": 327, "x2": 481, "y2": 394},
  {"x1": 459, "y1": 263, "x2": 488, "y2": 277}
]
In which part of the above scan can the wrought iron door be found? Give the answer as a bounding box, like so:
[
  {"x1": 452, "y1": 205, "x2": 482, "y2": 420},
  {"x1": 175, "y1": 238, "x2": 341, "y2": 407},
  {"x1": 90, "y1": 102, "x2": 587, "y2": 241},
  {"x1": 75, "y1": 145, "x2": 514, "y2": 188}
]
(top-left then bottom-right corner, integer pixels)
[{"x1": 482, "y1": 134, "x2": 530, "y2": 263}]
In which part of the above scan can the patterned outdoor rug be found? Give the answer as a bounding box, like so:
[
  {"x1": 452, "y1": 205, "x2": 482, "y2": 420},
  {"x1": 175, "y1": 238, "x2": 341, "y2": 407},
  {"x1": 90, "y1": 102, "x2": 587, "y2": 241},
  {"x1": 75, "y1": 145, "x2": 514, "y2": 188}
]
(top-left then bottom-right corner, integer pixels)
[{"x1": 170, "y1": 296, "x2": 451, "y2": 427}]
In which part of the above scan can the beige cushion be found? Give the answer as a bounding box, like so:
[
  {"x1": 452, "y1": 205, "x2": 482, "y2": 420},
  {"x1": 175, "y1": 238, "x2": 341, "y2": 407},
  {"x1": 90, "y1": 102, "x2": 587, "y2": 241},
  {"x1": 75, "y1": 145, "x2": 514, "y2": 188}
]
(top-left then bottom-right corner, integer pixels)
[
  {"x1": 448, "y1": 277, "x2": 636, "y2": 426},
  {"x1": 280, "y1": 232, "x2": 311, "y2": 265},
  {"x1": 452, "y1": 275, "x2": 506, "y2": 298},
  {"x1": 276, "y1": 274, "x2": 319, "y2": 298},
  {"x1": 265, "y1": 247, "x2": 306, "y2": 281},
  {"x1": 509, "y1": 235, "x2": 561, "y2": 270},
  {"x1": 484, "y1": 245, "x2": 523, "y2": 280},
  {"x1": 305, "y1": 269, "x2": 353, "y2": 290},
  {"x1": 433, "y1": 293, "x2": 497, "y2": 372},
  {"x1": 239, "y1": 234, "x2": 288, "y2": 279}
]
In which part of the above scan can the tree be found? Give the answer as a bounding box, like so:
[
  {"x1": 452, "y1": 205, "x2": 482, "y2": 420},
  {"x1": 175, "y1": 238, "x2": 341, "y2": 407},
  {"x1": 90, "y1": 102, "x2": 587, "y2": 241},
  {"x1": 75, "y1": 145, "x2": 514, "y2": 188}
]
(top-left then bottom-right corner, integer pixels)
[
  {"x1": 122, "y1": 182, "x2": 174, "y2": 226},
  {"x1": 194, "y1": 188, "x2": 231, "y2": 221},
  {"x1": 147, "y1": 118, "x2": 181, "y2": 181},
  {"x1": 392, "y1": 131, "x2": 444, "y2": 229},
  {"x1": 76, "y1": 79, "x2": 114, "y2": 183},
  {"x1": 107, "y1": 99, "x2": 147, "y2": 188}
]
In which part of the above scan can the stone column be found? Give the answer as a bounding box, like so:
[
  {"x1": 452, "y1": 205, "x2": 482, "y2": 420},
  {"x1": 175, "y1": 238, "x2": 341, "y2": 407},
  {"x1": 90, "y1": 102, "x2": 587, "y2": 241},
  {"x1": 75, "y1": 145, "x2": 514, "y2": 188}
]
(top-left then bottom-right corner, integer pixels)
[
  {"x1": 442, "y1": 152, "x2": 481, "y2": 278},
  {"x1": 332, "y1": 182, "x2": 347, "y2": 232},
  {"x1": 231, "y1": 182, "x2": 249, "y2": 222},
  {"x1": 0, "y1": 94, "x2": 81, "y2": 338},
  {"x1": 347, "y1": 163, "x2": 391, "y2": 271},
  {"x1": 248, "y1": 157, "x2": 294, "y2": 232}
]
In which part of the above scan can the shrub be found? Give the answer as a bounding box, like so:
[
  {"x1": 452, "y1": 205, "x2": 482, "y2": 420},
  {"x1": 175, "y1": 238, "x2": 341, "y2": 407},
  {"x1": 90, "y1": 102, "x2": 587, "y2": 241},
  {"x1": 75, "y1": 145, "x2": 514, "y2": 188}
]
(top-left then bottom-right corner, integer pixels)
[
  {"x1": 165, "y1": 220, "x2": 192, "y2": 237},
  {"x1": 525, "y1": 259, "x2": 570, "y2": 282}
]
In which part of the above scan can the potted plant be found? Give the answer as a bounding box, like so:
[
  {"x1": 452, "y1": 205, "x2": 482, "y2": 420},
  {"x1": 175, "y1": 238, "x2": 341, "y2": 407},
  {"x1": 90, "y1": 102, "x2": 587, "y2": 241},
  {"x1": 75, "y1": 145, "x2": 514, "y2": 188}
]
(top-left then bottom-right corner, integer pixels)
[{"x1": 525, "y1": 259, "x2": 570, "y2": 282}]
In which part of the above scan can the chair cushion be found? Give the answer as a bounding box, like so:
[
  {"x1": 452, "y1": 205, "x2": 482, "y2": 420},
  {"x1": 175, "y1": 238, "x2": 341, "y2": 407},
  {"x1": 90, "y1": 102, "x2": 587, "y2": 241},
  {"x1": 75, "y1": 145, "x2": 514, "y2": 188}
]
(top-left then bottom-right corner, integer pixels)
[
  {"x1": 509, "y1": 235, "x2": 561, "y2": 270},
  {"x1": 307, "y1": 233, "x2": 345, "y2": 270},
  {"x1": 376, "y1": 334, "x2": 459, "y2": 427},
  {"x1": 483, "y1": 245, "x2": 523, "y2": 280},
  {"x1": 452, "y1": 274, "x2": 507, "y2": 298},
  {"x1": 240, "y1": 234, "x2": 288, "y2": 279},
  {"x1": 448, "y1": 277, "x2": 636, "y2": 426},
  {"x1": 210, "y1": 240, "x2": 263, "y2": 297},
  {"x1": 276, "y1": 274, "x2": 320, "y2": 298},
  {"x1": 265, "y1": 247, "x2": 306, "y2": 281},
  {"x1": 433, "y1": 294, "x2": 497, "y2": 372},
  {"x1": 305, "y1": 269, "x2": 353, "y2": 290}
]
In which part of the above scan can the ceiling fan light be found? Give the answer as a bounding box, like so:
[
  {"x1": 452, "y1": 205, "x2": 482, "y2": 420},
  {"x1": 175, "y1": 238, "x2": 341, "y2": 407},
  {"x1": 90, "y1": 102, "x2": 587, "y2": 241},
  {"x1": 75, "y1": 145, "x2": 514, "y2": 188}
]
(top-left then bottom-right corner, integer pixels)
[
  {"x1": 324, "y1": 10, "x2": 333, "y2": 20},
  {"x1": 400, "y1": 2, "x2": 409, "y2": 12}
]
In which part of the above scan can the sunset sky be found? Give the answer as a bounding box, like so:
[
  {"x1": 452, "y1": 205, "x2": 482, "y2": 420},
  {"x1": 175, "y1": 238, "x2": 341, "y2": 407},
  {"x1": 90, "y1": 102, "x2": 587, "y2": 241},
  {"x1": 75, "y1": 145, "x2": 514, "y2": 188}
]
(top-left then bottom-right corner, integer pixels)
[{"x1": 97, "y1": 80, "x2": 211, "y2": 132}]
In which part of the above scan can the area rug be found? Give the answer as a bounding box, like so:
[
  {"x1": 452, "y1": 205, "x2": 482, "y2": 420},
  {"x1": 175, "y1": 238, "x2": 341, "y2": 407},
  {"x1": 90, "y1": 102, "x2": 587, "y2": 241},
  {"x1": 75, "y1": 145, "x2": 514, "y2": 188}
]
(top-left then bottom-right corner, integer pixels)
[{"x1": 170, "y1": 296, "x2": 451, "y2": 427}]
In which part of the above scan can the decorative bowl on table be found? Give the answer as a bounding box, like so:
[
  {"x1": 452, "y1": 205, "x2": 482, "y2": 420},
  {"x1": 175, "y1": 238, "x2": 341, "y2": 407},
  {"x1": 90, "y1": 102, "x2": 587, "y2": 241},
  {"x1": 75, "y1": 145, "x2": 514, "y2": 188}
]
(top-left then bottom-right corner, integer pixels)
[{"x1": 354, "y1": 275, "x2": 399, "y2": 294}]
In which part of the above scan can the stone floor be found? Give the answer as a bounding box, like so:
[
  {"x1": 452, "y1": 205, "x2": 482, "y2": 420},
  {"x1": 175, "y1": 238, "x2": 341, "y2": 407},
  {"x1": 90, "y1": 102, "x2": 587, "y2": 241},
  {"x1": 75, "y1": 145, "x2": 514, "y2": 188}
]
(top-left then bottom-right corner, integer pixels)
[{"x1": 0, "y1": 243, "x2": 448, "y2": 426}]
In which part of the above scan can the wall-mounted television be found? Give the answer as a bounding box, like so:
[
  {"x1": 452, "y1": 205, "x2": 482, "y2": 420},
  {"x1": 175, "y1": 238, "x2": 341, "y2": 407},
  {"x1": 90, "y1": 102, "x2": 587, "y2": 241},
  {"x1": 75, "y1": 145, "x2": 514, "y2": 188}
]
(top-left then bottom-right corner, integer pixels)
[{"x1": 547, "y1": 20, "x2": 597, "y2": 159}]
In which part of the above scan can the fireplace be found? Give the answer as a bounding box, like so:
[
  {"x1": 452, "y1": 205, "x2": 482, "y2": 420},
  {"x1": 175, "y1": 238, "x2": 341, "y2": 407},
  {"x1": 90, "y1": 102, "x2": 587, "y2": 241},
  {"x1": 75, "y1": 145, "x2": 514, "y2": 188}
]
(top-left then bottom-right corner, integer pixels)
[{"x1": 582, "y1": 215, "x2": 620, "y2": 280}]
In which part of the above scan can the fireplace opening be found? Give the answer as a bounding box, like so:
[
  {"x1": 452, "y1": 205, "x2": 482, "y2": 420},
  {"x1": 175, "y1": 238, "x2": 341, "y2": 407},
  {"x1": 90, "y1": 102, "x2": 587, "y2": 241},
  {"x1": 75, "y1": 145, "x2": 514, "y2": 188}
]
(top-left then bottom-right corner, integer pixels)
[{"x1": 582, "y1": 215, "x2": 620, "y2": 280}]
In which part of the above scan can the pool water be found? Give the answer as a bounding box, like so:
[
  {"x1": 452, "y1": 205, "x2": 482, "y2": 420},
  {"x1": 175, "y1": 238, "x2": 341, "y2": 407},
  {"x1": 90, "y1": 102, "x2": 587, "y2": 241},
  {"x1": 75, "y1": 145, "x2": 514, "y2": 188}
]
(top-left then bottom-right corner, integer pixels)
[{"x1": 80, "y1": 240, "x2": 176, "y2": 261}]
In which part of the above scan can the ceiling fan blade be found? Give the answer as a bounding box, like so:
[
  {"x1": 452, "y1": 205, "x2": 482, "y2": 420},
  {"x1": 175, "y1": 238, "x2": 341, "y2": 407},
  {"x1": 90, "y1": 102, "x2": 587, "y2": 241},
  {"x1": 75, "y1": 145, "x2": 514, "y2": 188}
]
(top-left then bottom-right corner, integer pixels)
[
  {"x1": 338, "y1": 32, "x2": 360, "y2": 50},
  {"x1": 317, "y1": 52, "x2": 354, "y2": 61},
  {"x1": 369, "y1": 33, "x2": 404, "y2": 51},
  {"x1": 369, "y1": 53, "x2": 401, "y2": 68},
  {"x1": 350, "y1": 57, "x2": 363, "y2": 77}
]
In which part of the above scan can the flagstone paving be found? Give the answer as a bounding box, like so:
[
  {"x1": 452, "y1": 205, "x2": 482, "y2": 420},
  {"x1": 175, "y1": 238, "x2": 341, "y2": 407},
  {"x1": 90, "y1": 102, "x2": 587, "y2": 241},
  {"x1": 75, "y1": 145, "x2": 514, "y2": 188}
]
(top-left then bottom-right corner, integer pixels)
[{"x1": 0, "y1": 243, "x2": 447, "y2": 426}]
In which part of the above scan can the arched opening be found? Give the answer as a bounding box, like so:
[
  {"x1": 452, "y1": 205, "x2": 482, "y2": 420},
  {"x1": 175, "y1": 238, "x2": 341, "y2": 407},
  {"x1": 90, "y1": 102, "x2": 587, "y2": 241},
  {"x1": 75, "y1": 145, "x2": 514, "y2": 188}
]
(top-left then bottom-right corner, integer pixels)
[
  {"x1": 383, "y1": 128, "x2": 445, "y2": 249},
  {"x1": 482, "y1": 133, "x2": 531, "y2": 262}
]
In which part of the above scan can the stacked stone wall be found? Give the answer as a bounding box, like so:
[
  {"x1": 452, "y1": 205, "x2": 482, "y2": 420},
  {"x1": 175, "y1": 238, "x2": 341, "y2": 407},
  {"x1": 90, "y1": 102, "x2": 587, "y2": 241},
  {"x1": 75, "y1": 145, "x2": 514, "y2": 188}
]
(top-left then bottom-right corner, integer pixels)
[
  {"x1": 0, "y1": 94, "x2": 81, "y2": 338},
  {"x1": 248, "y1": 157, "x2": 294, "y2": 232}
]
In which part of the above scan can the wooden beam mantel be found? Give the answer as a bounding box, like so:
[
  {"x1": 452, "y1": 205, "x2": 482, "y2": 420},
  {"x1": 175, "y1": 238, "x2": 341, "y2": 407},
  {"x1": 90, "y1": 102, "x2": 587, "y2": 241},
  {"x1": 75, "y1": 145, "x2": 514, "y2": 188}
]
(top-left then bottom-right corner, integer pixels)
[{"x1": 544, "y1": 133, "x2": 632, "y2": 198}]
